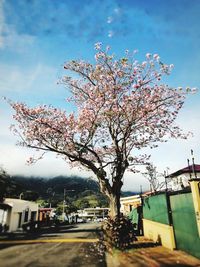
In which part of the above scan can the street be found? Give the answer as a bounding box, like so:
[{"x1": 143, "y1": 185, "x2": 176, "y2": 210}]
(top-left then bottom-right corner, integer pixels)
[
  {"x1": 1, "y1": 223, "x2": 200, "y2": 267},
  {"x1": 0, "y1": 222, "x2": 106, "y2": 267}
]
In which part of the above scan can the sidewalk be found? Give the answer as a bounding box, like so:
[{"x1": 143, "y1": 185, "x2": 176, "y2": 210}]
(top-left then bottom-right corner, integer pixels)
[{"x1": 106, "y1": 237, "x2": 200, "y2": 267}]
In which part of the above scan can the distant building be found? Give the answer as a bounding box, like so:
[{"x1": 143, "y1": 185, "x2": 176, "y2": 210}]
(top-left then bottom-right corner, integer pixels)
[
  {"x1": 120, "y1": 195, "x2": 141, "y2": 215},
  {"x1": 166, "y1": 164, "x2": 200, "y2": 191},
  {"x1": 0, "y1": 198, "x2": 38, "y2": 232},
  {"x1": 38, "y1": 207, "x2": 54, "y2": 222},
  {"x1": 77, "y1": 207, "x2": 109, "y2": 220}
]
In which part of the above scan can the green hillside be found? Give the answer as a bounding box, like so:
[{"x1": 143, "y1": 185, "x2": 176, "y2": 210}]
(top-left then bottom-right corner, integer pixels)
[{"x1": 1, "y1": 173, "x2": 138, "y2": 211}]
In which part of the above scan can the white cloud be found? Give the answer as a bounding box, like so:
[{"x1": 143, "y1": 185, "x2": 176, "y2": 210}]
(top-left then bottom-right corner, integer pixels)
[
  {"x1": 0, "y1": 63, "x2": 56, "y2": 94},
  {"x1": 0, "y1": 142, "x2": 93, "y2": 179},
  {"x1": 0, "y1": 1, "x2": 35, "y2": 52}
]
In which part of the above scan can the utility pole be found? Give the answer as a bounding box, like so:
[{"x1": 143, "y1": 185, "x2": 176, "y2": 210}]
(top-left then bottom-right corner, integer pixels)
[
  {"x1": 187, "y1": 159, "x2": 192, "y2": 179},
  {"x1": 191, "y1": 149, "x2": 197, "y2": 179},
  {"x1": 62, "y1": 188, "x2": 66, "y2": 222},
  {"x1": 62, "y1": 189, "x2": 75, "y2": 222},
  {"x1": 164, "y1": 170, "x2": 168, "y2": 191}
]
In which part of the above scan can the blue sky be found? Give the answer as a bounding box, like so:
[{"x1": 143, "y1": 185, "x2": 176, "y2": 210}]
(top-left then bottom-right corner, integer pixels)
[{"x1": 0, "y1": 0, "x2": 200, "y2": 191}]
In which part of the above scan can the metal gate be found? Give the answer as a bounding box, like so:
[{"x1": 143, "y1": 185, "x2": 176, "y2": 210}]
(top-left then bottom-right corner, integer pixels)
[{"x1": 170, "y1": 192, "x2": 200, "y2": 258}]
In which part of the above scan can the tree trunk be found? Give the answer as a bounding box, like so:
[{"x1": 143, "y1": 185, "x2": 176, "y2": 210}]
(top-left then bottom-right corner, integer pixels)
[
  {"x1": 109, "y1": 192, "x2": 121, "y2": 219},
  {"x1": 97, "y1": 172, "x2": 123, "y2": 219}
]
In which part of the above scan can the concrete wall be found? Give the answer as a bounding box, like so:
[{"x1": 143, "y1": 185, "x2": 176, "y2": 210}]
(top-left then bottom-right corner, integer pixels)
[
  {"x1": 143, "y1": 219, "x2": 176, "y2": 250},
  {"x1": 9, "y1": 212, "x2": 20, "y2": 232}
]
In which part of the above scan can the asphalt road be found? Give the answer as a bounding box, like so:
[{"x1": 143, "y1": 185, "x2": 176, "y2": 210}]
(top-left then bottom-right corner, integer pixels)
[{"x1": 0, "y1": 222, "x2": 106, "y2": 267}]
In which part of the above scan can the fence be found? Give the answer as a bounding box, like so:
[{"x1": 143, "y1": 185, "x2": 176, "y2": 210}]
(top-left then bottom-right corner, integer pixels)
[{"x1": 139, "y1": 180, "x2": 200, "y2": 259}]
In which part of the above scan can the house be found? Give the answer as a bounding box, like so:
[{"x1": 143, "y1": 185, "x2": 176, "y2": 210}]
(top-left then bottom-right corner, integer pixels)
[
  {"x1": 166, "y1": 164, "x2": 200, "y2": 191},
  {"x1": 0, "y1": 198, "x2": 38, "y2": 232},
  {"x1": 120, "y1": 195, "x2": 141, "y2": 215}
]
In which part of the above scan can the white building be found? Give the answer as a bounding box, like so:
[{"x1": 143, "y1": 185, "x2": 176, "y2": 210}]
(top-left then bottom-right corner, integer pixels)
[
  {"x1": 120, "y1": 195, "x2": 141, "y2": 215},
  {"x1": 166, "y1": 164, "x2": 200, "y2": 191},
  {"x1": 0, "y1": 198, "x2": 38, "y2": 232}
]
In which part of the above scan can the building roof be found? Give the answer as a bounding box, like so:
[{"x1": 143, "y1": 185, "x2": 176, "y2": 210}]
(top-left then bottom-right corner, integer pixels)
[
  {"x1": 120, "y1": 195, "x2": 140, "y2": 201},
  {"x1": 4, "y1": 198, "x2": 36, "y2": 206},
  {"x1": 39, "y1": 208, "x2": 53, "y2": 211},
  {"x1": 166, "y1": 164, "x2": 200, "y2": 178}
]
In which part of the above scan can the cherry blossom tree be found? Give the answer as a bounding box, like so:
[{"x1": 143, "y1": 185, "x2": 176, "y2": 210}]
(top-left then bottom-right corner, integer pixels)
[{"x1": 10, "y1": 43, "x2": 193, "y2": 218}]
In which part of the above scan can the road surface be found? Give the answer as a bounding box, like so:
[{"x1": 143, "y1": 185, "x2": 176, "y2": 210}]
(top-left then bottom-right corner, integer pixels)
[{"x1": 0, "y1": 222, "x2": 106, "y2": 267}]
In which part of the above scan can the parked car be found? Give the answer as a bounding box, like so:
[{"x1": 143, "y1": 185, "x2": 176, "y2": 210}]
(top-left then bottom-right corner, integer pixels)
[{"x1": 77, "y1": 218, "x2": 86, "y2": 223}]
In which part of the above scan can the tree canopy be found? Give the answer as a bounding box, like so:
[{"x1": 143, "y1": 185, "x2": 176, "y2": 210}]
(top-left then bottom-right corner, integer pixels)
[
  {"x1": 10, "y1": 43, "x2": 193, "y2": 216},
  {"x1": 0, "y1": 167, "x2": 13, "y2": 202}
]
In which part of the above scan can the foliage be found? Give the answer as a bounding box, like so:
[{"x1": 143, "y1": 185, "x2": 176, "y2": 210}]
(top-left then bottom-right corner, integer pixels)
[
  {"x1": 0, "y1": 167, "x2": 17, "y2": 201},
  {"x1": 102, "y1": 215, "x2": 137, "y2": 250},
  {"x1": 74, "y1": 198, "x2": 90, "y2": 209},
  {"x1": 36, "y1": 198, "x2": 49, "y2": 208},
  {"x1": 55, "y1": 201, "x2": 77, "y2": 216},
  {"x1": 0, "y1": 168, "x2": 9, "y2": 201},
  {"x1": 12, "y1": 175, "x2": 99, "y2": 197},
  {"x1": 10, "y1": 175, "x2": 109, "y2": 208},
  {"x1": 74, "y1": 193, "x2": 108, "y2": 209},
  {"x1": 21, "y1": 190, "x2": 39, "y2": 201},
  {"x1": 10, "y1": 43, "x2": 192, "y2": 218}
]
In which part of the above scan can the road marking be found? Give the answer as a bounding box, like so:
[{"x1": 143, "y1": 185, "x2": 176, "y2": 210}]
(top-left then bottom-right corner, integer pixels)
[{"x1": 0, "y1": 238, "x2": 99, "y2": 244}]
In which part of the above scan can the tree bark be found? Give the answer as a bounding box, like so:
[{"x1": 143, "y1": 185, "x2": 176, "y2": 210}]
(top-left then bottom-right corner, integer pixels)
[
  {"x1": 109, "y1": 190, "x2": 121, "y2": 219},
  {"x1": 109, "y1": 194, "x2": 118, "y2": 218},
  {"x1": 98, "y1": 172, "x2": 123, "y2": 219}
]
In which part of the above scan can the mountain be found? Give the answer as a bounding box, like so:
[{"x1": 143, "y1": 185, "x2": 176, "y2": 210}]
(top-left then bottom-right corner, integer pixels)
[{"x1": 6, "y1": 175, "x2": 137, "y2": 209}]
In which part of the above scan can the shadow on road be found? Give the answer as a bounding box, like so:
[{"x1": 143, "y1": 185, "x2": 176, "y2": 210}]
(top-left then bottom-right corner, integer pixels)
[
  {"x1": 0, "y1": 224, "x2": 107, "y2": 267},
  {"x1": 0, "y1": 224, "x2": 102, "y2": 249}
]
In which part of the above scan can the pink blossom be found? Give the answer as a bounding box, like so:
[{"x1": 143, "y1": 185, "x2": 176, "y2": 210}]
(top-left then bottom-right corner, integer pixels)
[
  {"x1": 9, "y1": 43, "x2": 194, "y2": 218},
  {"x1": 146, "y1": 53, "x2": 152, "y2": 59}
]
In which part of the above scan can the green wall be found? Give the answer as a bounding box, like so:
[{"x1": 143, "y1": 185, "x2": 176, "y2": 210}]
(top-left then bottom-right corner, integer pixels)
[
  {"x1": 129, "y1": 207, "x2": 138, "y2": 224},
  {"x1": 143, "y1": 193, "x2": 170, "y2": 225},
  {"x1": 170, "y1": 193, "x2": 200, "y2": 259},
  {"x1": 142, "y1": 191, "x2": 200, "y2": 259}
]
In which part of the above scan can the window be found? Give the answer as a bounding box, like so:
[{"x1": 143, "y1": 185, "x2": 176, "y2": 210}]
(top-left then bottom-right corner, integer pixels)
[
  {"x1": 24, "y1": 209, "x2": 29, "y2": 222},
  {"x1": 31, "y1": 211, "x2": 37, "y2": 221}
]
